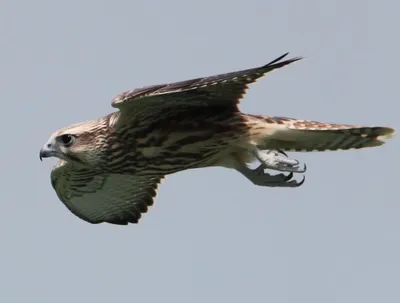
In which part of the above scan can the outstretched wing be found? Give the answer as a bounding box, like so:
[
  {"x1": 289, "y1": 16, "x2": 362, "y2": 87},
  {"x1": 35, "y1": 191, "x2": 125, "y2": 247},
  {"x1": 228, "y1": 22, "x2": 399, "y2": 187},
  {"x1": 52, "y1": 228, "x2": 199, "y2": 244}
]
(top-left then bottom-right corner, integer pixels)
[
  {"x1": 51, "y1": 161, "x2": 164, "y2": 225},
  {"x1": 111, "y1": 53, "x2": 301, "y2": 114}
]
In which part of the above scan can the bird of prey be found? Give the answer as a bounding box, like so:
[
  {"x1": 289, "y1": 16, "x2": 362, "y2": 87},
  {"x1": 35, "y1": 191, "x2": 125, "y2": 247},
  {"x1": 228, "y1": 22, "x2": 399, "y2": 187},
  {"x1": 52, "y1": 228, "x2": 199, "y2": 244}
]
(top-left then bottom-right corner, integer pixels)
[{"x1": 40, "y1": 53, "x2": 395, "y2": 225}]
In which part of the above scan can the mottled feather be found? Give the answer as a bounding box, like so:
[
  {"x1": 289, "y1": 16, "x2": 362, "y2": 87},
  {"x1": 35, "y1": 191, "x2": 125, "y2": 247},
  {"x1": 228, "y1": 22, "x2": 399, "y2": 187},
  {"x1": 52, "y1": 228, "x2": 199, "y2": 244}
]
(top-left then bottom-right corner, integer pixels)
[
  {"x1": 51, "y1": 161, "x2": 163, "y2": 225},
  {"x1": 246, "y1": 115, "x2": 395, "y2": 151},
  {"x1": 112, "y1": 53, "x2": 302, "y2": 111}
]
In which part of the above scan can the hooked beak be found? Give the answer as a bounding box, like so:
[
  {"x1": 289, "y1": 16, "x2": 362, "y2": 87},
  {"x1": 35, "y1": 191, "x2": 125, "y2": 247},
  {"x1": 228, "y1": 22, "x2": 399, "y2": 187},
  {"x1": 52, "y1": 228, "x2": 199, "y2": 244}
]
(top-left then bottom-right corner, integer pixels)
[{"x1": 39, "y1": 145, "x2": 56, "y2": 161}]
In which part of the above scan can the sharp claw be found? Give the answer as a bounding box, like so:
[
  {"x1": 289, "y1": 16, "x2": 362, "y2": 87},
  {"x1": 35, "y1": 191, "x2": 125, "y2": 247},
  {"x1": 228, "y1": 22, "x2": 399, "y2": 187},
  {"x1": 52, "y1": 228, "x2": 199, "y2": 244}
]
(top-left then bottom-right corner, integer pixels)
[
  {"x1": 284, "y1": 172, "x2": 294, "y2": 181},
  {"x1": 297, "y1": 175, "x2": 306, "y2": 187},
  {"x1": 296, "y1": 163, "x2": 307, "y2": 173}
]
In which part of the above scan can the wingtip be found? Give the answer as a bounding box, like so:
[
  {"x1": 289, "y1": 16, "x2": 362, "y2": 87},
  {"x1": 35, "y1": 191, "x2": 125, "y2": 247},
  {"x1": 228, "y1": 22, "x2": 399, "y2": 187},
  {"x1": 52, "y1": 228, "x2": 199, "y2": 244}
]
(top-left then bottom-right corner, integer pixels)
[
  {"x1": 263, "y1": 52, "x2": 304, "y2": 69},
  {"x1": 286, "y1": 53, "x2": 304, "y2": 63},
  {"x1": 267, "y1": 52, "x2": 290, "y2": 65}
]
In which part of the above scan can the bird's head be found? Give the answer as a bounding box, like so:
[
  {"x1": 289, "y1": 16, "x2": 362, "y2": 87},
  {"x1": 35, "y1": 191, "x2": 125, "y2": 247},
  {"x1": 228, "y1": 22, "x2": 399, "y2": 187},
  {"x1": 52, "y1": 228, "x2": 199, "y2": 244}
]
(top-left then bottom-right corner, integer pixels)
[{"x1": 40, "y1": 119, "x2": 108, "y2": 167}]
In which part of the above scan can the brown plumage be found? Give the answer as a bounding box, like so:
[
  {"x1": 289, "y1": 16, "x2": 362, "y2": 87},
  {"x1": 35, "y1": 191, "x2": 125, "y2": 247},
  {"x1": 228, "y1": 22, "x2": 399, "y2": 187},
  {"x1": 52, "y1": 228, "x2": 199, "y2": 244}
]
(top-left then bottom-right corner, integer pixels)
[{"x1": 39, "y1": 53, "x2": 395, "y2": 225}]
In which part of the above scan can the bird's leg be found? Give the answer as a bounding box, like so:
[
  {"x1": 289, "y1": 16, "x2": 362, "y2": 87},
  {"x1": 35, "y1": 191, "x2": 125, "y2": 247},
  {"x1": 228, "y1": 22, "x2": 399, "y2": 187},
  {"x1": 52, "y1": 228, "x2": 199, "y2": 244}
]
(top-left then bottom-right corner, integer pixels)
[
  {"x1": 235, "y1": 163, "x2": 305, "y2": 188},
  {"x1": 253, "y1": 149, "x2": 307, "y2": 173}
]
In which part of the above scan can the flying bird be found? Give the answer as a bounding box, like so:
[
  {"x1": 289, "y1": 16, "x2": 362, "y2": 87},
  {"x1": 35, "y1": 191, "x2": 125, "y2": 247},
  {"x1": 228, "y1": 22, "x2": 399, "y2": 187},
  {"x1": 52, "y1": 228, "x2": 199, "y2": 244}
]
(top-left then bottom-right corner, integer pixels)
[{"x1": 40, "y1": 53, "x2": 395, "y2": 225}]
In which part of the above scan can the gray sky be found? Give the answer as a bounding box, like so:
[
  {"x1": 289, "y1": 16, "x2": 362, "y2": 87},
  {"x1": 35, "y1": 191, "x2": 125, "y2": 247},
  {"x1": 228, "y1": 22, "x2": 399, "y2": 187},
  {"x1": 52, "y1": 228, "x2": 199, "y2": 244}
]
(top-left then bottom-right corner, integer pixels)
[{"x1": 1, "y1": 0, "x2": 399, "y2": 302}]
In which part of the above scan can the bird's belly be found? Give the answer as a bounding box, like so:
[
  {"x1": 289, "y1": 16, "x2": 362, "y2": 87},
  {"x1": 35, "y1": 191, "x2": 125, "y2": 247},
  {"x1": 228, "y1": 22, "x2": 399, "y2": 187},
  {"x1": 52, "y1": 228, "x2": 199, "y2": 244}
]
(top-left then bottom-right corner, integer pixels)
[
  {"x1": 134, "y1": 130, "x2": 242, "y2": 175},
  {"x1": 119, "y1": 110, "x2": 251, "y2": 175}
]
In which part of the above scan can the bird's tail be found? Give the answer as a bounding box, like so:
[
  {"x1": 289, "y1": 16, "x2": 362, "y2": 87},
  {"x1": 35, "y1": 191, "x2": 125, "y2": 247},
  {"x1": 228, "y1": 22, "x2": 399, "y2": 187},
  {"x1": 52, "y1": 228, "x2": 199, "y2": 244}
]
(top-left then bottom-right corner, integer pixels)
[{"x1": 246, "y1": 114, "x2": 395, "y2": 152}]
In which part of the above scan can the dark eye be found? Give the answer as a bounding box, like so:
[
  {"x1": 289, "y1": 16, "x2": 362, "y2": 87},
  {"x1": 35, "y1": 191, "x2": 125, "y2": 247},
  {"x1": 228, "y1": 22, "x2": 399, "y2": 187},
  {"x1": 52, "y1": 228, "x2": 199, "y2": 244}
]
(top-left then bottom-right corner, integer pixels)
[{"x1": 59, "y1": 134, "x2": 74, "y2": 146}]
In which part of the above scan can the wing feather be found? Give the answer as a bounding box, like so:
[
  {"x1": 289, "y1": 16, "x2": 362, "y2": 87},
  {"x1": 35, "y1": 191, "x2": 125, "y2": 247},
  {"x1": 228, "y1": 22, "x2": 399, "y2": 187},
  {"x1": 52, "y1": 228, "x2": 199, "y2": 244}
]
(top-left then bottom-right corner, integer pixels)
[
  {"x1": 111, "y1": 53, "x2": 302, "y2": 112},
  {"x1": 51, "y1": 161, "x2": 164, "y2": 225}
]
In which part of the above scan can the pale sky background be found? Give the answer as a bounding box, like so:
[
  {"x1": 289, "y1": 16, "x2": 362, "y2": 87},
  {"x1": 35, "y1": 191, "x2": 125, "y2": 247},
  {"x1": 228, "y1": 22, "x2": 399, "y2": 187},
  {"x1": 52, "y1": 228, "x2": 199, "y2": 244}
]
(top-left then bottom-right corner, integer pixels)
[{"x1": 1, "y1": 0, "x2": 399, "y2": 302}]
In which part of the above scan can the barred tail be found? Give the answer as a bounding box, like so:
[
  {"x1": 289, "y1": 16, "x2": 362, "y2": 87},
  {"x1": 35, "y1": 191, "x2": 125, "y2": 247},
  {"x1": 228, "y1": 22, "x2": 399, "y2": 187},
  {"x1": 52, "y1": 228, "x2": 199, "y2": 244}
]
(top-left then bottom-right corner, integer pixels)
[{"x1": 247, "y1": 114, "x2": 395, "y2": 152}]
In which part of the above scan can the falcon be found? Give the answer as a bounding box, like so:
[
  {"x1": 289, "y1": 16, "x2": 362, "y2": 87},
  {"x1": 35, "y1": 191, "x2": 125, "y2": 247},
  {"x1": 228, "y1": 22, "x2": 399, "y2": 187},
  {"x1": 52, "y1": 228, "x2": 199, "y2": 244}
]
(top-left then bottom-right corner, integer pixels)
[{"x1": 39, "y1": 53, "x2": 395, "y2": 225}]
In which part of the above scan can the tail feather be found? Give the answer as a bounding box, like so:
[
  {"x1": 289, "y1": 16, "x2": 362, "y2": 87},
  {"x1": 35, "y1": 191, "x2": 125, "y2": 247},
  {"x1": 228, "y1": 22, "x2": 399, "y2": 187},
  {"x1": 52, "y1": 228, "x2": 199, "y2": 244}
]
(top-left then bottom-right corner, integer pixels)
[{"x1": 249, "y1": 115, "x2": 395, "y2": 152}]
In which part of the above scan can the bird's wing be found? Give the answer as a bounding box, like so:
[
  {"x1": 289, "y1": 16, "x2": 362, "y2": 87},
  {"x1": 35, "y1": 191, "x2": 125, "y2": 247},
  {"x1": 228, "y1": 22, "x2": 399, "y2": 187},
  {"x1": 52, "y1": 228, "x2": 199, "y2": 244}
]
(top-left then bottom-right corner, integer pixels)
[
  {"x1": 111, "y1": 53, "x2": 301, "y2": 114},
  {"x1": 50, "y1": 161, "x2": 164, "y2": 225}
]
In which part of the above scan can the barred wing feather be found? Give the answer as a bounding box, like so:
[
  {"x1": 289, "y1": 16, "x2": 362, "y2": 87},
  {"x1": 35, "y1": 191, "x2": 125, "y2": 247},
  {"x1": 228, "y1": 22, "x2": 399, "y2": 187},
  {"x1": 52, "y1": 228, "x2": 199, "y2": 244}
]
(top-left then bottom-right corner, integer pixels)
[
  {"x1": 112, "y1": 53, "x2": 302, "y2": 111},
  {"x1": 51, "y1": 161, "x2": 164, "y2": 225}
]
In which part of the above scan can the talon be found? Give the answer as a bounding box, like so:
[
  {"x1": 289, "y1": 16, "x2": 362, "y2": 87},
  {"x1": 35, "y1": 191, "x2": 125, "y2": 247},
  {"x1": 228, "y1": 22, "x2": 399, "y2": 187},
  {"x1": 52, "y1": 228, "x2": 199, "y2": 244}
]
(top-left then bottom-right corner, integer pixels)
[
  {"x1": 297, "y1": 175, "x2": 306, "y2": 186},
  {"x1": 236, "y1": 159, "x2": 306, "y2": 188},
  {"x1": 295, "y1": 163, "x2": 307, "y2": 173},
  {"x1": 284, "y1": 172, "x2": 294, "y2": 181}
]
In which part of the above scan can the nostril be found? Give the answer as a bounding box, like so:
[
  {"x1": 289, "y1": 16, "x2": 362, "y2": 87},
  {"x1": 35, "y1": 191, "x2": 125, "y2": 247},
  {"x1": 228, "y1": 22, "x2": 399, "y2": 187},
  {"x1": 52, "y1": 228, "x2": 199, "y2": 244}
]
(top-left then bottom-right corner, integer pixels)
[{"x1": 47, "y1": 144, "x2": 51, "y2": 148}]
